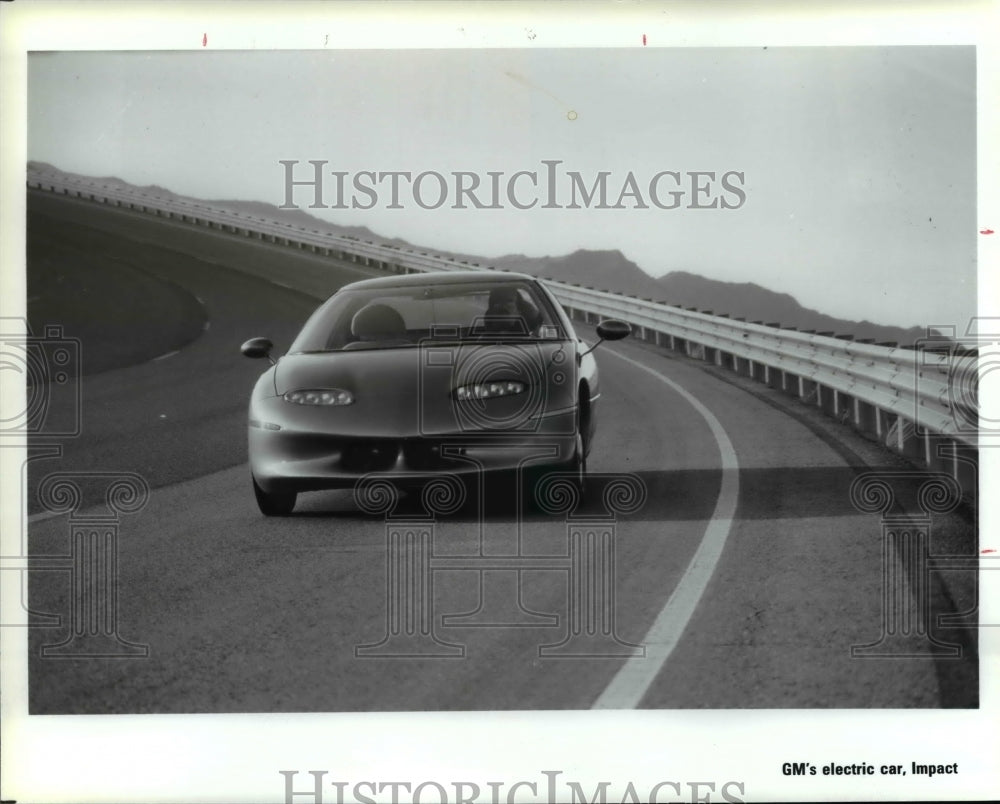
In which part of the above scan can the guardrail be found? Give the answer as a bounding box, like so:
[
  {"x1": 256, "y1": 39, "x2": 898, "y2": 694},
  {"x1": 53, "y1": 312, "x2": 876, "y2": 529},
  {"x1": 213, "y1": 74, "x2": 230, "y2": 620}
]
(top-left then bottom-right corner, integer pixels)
[{"x1": 26, "y1": 166, "x2": 979, "y2": 493}]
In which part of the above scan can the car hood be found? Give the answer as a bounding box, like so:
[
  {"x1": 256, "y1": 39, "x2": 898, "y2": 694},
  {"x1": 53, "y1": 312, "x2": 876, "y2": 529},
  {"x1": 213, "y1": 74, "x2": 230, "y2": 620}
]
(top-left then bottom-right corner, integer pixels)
[{"x1": 273, "y1": 342, "x2": 574, "y2": 437}]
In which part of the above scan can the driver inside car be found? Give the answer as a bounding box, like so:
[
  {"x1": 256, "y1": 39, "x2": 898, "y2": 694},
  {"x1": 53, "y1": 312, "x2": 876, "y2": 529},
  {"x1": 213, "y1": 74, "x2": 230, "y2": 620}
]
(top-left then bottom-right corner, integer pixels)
[{"x1": 482, "y1": 286, "x2": 542, "y2": 335}]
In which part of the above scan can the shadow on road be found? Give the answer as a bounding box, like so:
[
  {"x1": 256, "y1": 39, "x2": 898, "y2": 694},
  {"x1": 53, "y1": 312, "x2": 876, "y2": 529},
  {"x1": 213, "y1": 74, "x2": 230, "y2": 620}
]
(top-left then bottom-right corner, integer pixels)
[{"x1": 289, "y1": 464, "x2": 915, "y2": 523}]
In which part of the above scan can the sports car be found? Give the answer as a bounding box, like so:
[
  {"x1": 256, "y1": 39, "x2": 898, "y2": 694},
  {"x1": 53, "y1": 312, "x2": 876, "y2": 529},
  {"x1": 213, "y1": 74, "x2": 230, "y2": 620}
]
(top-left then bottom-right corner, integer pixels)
[{"x1": 241, "y1": 270, "x2": 630, "y2": 515}]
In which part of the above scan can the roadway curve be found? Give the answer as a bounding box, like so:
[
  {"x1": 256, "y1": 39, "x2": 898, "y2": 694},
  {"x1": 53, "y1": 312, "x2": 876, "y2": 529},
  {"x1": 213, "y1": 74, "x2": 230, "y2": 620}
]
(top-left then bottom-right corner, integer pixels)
[{"x1": 24, "y1": 192, "x2": 977, "y2": 712}]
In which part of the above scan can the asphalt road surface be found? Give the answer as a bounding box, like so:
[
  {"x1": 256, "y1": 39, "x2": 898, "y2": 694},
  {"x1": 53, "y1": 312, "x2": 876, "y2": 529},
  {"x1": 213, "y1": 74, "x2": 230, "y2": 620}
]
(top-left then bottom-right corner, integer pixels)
[{"x1": 23, "y1": 191, "x2": 978, "y2": 712}]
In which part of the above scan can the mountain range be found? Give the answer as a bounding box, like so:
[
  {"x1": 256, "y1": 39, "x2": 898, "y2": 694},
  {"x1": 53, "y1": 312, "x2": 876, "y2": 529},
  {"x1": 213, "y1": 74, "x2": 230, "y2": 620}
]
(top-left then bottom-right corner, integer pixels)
[{"x1": 29, "y1": 161, "x2": 937, "y2": 346}]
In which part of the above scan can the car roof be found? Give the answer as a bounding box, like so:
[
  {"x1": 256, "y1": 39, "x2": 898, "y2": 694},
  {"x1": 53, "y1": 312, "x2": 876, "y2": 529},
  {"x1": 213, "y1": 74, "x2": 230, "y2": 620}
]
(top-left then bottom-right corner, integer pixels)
[{"x1": 339, "y1": 270, "x2": 539, "y2": 292}]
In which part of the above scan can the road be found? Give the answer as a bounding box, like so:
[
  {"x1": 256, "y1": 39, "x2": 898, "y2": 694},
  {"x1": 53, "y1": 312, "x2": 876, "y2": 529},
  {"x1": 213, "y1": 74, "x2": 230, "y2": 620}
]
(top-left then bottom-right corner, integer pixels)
[{"x1": 22, "y1": 191, "x2": 978, "y2": 712}]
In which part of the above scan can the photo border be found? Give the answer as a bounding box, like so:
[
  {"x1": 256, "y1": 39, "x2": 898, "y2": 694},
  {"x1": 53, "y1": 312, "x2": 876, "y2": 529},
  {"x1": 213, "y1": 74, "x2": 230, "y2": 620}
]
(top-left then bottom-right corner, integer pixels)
[{"x1": 2, "y1": 2, "x2": 997, "y2": 802}]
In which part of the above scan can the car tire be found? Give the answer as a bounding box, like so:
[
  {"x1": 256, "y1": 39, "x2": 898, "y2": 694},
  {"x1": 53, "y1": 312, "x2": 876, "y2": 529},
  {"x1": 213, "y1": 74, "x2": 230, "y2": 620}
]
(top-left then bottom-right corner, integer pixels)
[{"x1": 252, "y1": 476, "x2": 297, "y2": 516}]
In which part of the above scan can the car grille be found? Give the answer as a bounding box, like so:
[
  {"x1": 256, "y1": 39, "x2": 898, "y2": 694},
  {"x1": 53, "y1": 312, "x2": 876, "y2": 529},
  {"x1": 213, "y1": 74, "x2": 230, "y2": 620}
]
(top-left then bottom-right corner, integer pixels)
[
  {"x1": 341, "y1": 441, "x2": 400, "y2": 472},
  {"x1": 402, "y1": 439, "x2": 467, "y2": 471}
]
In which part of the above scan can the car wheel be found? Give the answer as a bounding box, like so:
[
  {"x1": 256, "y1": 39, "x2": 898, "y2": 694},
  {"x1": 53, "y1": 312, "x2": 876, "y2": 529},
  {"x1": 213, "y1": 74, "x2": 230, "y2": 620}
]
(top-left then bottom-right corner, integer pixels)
[{"x1": 252, "y1": 476, "x2": 297, "y2": 516}]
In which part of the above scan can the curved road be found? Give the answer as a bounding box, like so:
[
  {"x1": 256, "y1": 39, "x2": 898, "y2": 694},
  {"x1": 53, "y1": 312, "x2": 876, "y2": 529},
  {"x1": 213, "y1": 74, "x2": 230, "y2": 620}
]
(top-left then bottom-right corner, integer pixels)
[{"x1": 24, "y1": 192, "x2": 977, "y2": 712}]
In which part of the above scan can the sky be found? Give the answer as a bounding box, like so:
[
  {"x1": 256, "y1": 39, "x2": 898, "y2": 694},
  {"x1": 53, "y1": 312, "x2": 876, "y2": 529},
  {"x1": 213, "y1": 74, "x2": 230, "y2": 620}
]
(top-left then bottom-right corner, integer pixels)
[{"x1": 27, "y1": 47, "x2": 977, "y2": 328}]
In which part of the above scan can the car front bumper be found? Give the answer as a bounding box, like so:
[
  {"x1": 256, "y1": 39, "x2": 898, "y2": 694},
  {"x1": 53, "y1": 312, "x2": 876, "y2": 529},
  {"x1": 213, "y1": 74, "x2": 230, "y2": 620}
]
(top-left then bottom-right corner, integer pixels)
[{"x1": 249, "y1": 413, "x2": 578, "y2": 493}]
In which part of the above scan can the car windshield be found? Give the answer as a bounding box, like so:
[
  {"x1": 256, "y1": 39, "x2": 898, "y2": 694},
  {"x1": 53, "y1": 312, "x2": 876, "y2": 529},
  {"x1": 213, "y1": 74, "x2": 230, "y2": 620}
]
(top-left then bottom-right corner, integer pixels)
[{"x1": 288, "y1": 279, "x2": 565, "y2": 352}]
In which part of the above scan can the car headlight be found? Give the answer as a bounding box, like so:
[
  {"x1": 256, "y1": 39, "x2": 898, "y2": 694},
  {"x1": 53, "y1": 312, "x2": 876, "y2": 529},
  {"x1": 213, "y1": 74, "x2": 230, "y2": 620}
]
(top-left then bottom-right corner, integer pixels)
[
  {"x1": 454, "y1": 381, "x2": 526, "y2": 401},
  {"x1": 283, "y1": 388, "x2": 354, "y2": 406}
]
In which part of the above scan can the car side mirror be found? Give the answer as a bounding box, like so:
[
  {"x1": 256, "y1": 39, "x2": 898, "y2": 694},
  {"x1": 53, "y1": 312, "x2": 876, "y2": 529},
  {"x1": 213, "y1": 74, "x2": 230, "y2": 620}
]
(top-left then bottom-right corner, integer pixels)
[
  {"x1": 580, "y1": 319, "x2": 631, "y2": 360},
  {"x1": 596, "y1": 320, "x2": 631, "y2": 341},
  {"x1": 241, "y1": 337, "x2": 274, "y2": 363}
]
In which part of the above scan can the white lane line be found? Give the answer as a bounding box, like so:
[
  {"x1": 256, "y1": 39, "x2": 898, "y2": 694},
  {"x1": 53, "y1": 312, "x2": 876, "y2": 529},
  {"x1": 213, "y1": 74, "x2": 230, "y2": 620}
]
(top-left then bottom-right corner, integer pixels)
[
  {"x1": 27, "y1": 509, "x2": 65, "y2": 524},
  {"x1": 592, "y1": 348, "x2": 740, "y2": 710},
  {"x1": 152, "y1": 349, "x2": 180, "y2": 362}
]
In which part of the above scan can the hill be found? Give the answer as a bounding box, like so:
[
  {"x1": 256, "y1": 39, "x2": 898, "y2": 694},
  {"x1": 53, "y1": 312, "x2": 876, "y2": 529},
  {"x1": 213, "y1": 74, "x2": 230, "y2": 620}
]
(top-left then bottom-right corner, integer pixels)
[
  {"x1": 28, "y1": 161, "x2": 934, "y2": 344},
  {"x1": 493, "y1": 250, "x2": 929, "y2": 345}
]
